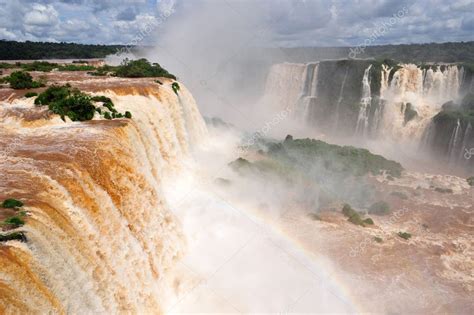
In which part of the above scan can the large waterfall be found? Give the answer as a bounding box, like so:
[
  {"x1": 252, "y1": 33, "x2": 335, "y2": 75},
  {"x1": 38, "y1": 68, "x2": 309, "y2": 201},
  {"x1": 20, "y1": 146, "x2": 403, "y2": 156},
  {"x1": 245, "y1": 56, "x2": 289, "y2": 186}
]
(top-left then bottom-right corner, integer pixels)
[
  {"x1": 263, "y1": 60, "x2": 473, "y2": 167},
  {"x1": 355, "y1": 65, "x2": 372, "y2": 136},
  {"x1": 0, "y1": 81, "x2": 207, "y2": 313}
]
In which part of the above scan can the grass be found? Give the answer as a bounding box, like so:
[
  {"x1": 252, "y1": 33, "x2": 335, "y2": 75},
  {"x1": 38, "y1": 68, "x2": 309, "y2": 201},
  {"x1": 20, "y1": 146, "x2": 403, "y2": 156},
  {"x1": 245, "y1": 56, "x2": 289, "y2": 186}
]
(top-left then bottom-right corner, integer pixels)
[
  {"x1": 368, "y1": 201, "x2": 391, "y2": 215},
  {"x1": 466, "y1": 177, "x2": 474, "y2": 186}
]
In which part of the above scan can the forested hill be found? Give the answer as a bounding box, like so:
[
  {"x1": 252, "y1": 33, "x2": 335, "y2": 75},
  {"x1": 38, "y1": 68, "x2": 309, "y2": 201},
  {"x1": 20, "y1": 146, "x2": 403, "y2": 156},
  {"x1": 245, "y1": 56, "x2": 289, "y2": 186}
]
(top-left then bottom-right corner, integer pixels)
[
  {"x1": 277, "y1": 41, "x2": 474, "y2": 64},
  {"x1": 1, "y1": 40, "x2": 473, "y2": 63},
  {"x1": 0, "y1": 40, "x2": 126, "y2": 60}
]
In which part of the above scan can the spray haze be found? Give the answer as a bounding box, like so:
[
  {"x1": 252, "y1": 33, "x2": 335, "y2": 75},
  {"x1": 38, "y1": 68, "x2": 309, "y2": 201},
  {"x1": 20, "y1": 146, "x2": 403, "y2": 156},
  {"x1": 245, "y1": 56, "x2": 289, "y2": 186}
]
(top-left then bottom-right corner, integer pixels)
[{"x1": 1, "y1": 0, "x2": 473, "y2": 313}]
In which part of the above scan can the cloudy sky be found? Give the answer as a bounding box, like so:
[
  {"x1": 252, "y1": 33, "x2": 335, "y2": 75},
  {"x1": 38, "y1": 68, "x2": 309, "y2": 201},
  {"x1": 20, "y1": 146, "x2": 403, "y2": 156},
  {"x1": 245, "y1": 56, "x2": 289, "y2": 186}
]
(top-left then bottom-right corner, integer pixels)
[{"x1": 0, "y1": 0, "x2": 473, "y2": 47}]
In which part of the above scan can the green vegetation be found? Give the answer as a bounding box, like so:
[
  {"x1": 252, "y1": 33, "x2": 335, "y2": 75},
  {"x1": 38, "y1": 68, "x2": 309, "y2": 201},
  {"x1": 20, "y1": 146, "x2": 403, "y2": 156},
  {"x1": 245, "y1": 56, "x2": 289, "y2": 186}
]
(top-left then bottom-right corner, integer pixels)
[
  {"x1": 467, "y1": 177, "x2": 474, "y2": 186},
  {"x1": 280, "y1": 41, "x2": 474, "y2": 63},
  {"x1": 49, "y1": 93, "x2": 96, "y2": 121},
  {"x1": 125, "y1": 111, "x2": 132, "y2": 119},
  {"x1": 0, "y1": 40, "x2": 125, "y2": 60},
  {"x1": 368, "y1": 201, "x2": 391, "y2": 215},
  {"x1": 397, "y1": 231, "x2": 412, "y2": 240},
  {"x1": 20, "y1": 61, "x2": 57, "y2": 72},
  {"x1": 0, "y1": 232, "x2": 27, "y2": 242},
  {"x1": 363, "y1": 218, "x2": 374, "y2": 225},
  {"x1": 2, "y1": 71, "x2": 44, "y2": 89},
  {"x1": 273, "y1": 137, "x2": 403, "y2": 178},
  {"x1": 1, "y1": 199, "x2": 23, "y2": 209},
  {"x1": 0, "y1": 62, "x2": 16, "y2": 69},
  {"x1": 3, "y1": 216, "x2": 25, "y2": 227},
  {"x1": 373, "y1": 236, "x2": 383, "y2": 243},
  {"x1": 87, "y1": 58, "x2": 177, "y2": 79},
  {"x1": 3, "y1": 61, "x2": 98, "y2": 72},
  {"x1": 87, "y1": 65, "x2": 116, "y2": 76},
  {"x1": 24, "y1": 92, "x2": 38, "y2": 98},
  {"x1": 342, "y1": 204, "x2": 368, "y2": 227},
  {"x1": 114, "y1": 58, "x2": 176, "y2": 79},
  {"x1": 229, "y1": 136, "x2": 403, "y2": 211},
  {"x1": 58, "y1": 64, "x2": 95, "y2": 71},
  {"x1": 35, "y1": 84, "x2": 70, "y2": 105},
  {"x1": 172, "y1": 82, "x2": 180, "y2": 95},
  {"x1": 35, "y1": 85, "x2": 132, "y2": 122}
]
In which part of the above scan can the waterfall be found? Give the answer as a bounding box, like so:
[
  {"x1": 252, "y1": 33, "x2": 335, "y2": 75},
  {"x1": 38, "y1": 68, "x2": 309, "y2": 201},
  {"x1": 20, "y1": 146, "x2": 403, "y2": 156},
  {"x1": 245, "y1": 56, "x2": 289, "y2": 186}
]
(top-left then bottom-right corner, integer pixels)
[
  {"x1": 447, "y1": 119, "x2": 462, "y2": 164},
  {"x1": 355, "y1": 65, "x2": 372, "y2": 136},
  {"x1": 370, "y1": 65, "x2": 391, "y2": 136},
  {"x1": 261, "y1": 61, "x2": 465, "y2": 150},
  {"x1": 0, "y1": 82, "x2": 208, "y2": 313},
  {"x1": 422, "y1": 65, "x2": 461, "y2": 103},
  {"x1": 333, "y1": 66, "x2": 349, "y2": 130},
  {"x1": 295, "y1": 63, "x2": 319, "y2": 122},
  {"x1": 262, "y1": 63, "x2": 306, "y2": 111},
  {"x1": 459, "y1": 123, "x2": 472, "y2": 162}
]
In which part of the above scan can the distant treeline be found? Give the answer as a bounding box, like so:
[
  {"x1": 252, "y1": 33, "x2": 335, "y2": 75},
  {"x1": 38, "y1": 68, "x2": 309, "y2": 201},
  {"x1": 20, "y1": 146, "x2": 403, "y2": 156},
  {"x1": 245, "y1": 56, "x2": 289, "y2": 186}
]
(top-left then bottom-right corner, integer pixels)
[
  {"x1": 2, "y1": 40, "x2": 473, "y2": 63},
  {"x1": 276, "y1": 41, "x2": 474, "y2": 64},
  {"x1": 0, "y1": 40, "x2": 127, "y2": 60}
]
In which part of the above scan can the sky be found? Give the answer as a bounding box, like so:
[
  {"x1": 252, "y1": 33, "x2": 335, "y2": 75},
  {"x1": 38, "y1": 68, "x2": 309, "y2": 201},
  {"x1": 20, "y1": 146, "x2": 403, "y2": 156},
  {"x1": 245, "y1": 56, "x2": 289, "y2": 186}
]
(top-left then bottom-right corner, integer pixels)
[{"x1": 0, "y1": 0, "x2": 473, "y2": 47}]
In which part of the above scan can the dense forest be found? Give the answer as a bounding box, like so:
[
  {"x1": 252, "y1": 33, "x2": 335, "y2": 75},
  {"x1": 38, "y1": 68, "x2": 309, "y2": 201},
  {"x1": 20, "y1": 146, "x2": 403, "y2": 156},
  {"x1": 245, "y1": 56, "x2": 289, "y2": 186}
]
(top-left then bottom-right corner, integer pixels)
[
  {"x1": 276, "y1": 41, "x2": 474, "y2": 64},
  {"x1": 1, "y1": 40, "x2": 473, "y2": 63},
  {"x1": 0, "y1": 40, "x2": 126, "y2": 60}
]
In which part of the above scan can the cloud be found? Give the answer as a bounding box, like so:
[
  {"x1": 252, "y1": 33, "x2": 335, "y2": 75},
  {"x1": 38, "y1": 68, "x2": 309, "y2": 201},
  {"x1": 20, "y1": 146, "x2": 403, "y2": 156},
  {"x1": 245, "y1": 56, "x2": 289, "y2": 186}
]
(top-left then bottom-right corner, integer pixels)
[
  {"x1": 24, "y1": 4, "x2": 59, "y2": 26},
  {"x1": 0, "y1": 0, "x2": 472, "y2": 46}
]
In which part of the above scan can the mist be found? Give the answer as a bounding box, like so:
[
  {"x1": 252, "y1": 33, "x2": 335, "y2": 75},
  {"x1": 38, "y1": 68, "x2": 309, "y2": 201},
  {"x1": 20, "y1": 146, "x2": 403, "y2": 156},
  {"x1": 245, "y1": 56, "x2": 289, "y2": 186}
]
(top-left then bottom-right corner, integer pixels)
[{"x1": 133, "y1": 1, "x2": 474, "y2": 313}]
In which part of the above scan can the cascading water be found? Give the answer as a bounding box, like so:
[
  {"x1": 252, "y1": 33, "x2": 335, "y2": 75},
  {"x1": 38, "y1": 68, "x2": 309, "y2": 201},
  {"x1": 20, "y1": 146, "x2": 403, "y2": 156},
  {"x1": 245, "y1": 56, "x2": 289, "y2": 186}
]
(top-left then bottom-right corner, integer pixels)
[
  {"x1": 460, "y1": 123, "x2": 472, "y2": 158},
  {"x1": 262, "y1": 62, "x2": 306, "y2": 111},
  {"x1": 261, "y1": 60, "x2": 471, "y2": 168},
  {"x1": 332, "y1": 67, "x2": 349, "y2": 131},
  {"x1": 447, "y1": 119, "x2": 462, "y2": 164},
  {"x1": 0, "y1": 81, "x2": 208, "y2": 313},
  {"x1": 295, "y1": 63, "x2": 319, "y2": 122},
  {"x1": 355, "y1": 65, "x2": 372, "y2": 136},
  {"x1": 374, "y1": 64, "x2": 464, "y2": 143},
  {"x1": 371, "y1": 64, "x2": 392, "y2": 135}
]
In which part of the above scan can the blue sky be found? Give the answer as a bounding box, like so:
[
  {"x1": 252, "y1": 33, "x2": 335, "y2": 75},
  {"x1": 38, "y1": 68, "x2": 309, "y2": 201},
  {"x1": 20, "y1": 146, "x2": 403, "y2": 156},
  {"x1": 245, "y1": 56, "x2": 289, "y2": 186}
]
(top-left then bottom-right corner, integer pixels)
[{"x1": 0, "y1": 0, "x2": 473, "y2": 47}]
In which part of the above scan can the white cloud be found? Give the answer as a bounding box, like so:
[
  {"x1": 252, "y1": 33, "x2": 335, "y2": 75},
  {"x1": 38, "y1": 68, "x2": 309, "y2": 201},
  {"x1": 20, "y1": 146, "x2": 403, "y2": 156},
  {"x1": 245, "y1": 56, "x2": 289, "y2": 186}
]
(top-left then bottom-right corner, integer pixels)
[
  {"x1": 24, "y1": 4, "x2": 59, "y2": 26},
  {"x1": 0, "y1": 0, "x2": 472, "y2": 46}
]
